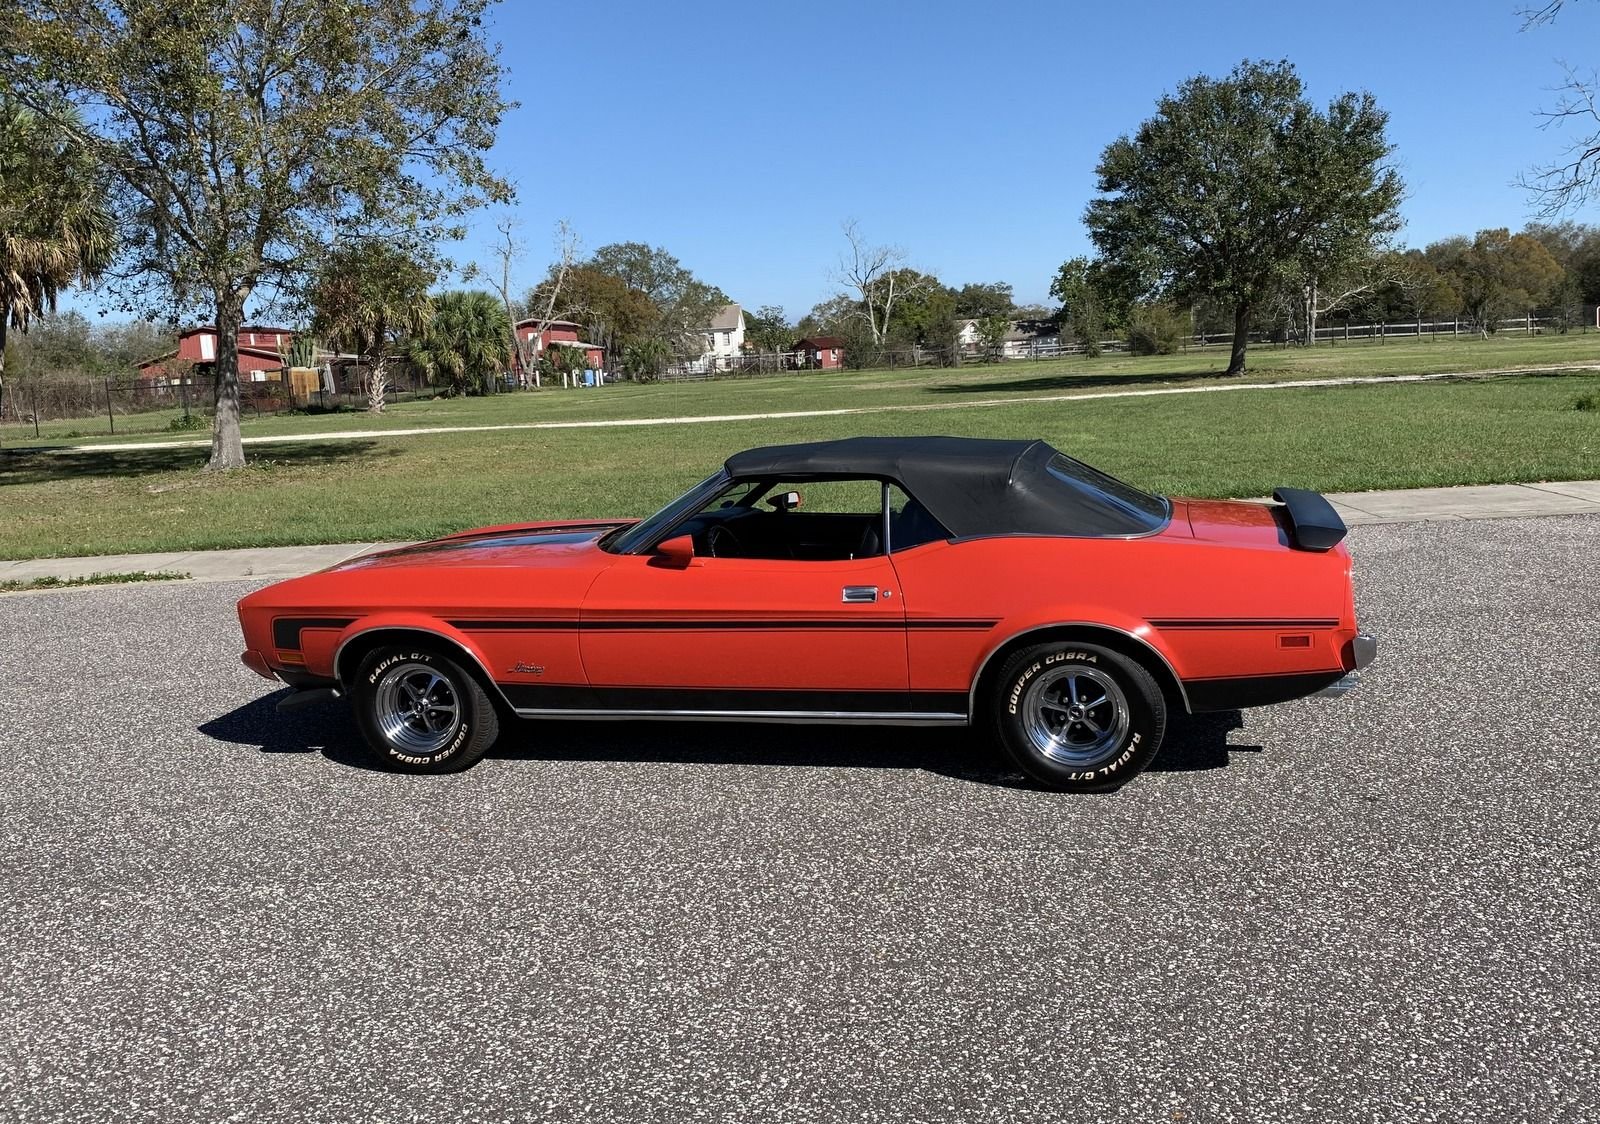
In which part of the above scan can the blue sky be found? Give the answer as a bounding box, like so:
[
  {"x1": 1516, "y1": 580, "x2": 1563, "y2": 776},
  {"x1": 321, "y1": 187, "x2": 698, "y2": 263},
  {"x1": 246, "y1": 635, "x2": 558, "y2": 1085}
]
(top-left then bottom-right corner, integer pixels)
[
  {"x1": 471, "y1": 0, "x2": 1598, "y2": 318},
  {"x1": 50, "y1": 0, "x2": 1600, "y2": 323}
]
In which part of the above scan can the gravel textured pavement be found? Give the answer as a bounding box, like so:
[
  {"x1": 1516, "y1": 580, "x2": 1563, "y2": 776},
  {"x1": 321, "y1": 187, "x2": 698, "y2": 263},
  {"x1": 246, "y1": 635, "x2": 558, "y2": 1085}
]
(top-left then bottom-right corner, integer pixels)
[{"x1": 1, "y1": 516, "x2": 1596, "y2": 1123}]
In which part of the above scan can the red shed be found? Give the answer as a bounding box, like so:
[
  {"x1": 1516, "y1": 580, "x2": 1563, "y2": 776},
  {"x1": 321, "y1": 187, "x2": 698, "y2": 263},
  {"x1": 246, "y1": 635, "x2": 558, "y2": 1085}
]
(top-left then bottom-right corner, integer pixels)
[
  {"x1": 515, "y1": 318, "x2": 605, "y2": 371},
  {"x1": 136, "y1": 325, "x2": 294, "y2": 383},
  {"x1": 792, "y1": 336, "x2": 845, "y2": 370}
]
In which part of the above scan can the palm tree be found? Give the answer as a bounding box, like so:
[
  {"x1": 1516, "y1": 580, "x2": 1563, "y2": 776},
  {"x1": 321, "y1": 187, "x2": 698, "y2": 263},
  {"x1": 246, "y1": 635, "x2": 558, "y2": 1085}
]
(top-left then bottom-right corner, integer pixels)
[
  {"x1": 623, "y1": 339, "x2": 671, "y2": 383},
  {"x1": 310, "y1": 241, "x2": 435, "y2": 412},
  {"x1": 0, "y1": 95, "x2": 114, "y2": 419},
  {"x1": 406, "y1": 290, "x2": 512, "y2": 396}
]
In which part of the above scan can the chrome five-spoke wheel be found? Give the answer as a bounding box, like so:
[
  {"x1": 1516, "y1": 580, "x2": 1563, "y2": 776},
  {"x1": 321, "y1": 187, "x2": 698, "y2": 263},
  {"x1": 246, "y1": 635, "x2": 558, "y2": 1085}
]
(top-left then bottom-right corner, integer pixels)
[
  {"x1": 991, "y1": 642, "x2": 1165, "y2": 790},
  {"x1": 373, "y1": 661, "x2": 462, "y2": 756},
  {"x1": 1019, "y1": 665, "x2": 1131, "y2": 767},
  {"x1": 352, "y1": 644, "x2": 499, "y2": 773}
]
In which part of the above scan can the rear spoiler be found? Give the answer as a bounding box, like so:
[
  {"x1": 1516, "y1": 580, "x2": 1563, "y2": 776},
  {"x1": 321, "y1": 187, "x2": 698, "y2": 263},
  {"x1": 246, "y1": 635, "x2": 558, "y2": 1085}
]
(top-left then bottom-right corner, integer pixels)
[{"x1": 1271, "y1": 488, "x2": 1347, "y2": 552}]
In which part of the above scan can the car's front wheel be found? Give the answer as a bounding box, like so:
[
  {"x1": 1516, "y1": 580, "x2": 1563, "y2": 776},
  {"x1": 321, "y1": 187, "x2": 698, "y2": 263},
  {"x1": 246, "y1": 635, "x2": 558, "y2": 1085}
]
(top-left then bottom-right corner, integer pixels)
[
  {"x1": 351, "y1": 644, "x2": 500, "y2": 773},
  {"x1": 988, "y1": 641, "x2": 1165, "y2": 791}
]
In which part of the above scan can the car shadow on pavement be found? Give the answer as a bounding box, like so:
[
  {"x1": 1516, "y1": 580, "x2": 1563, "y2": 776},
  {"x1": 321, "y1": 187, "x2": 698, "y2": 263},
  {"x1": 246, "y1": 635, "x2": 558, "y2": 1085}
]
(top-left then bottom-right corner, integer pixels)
[{"x1": 200, "y1": 691, "x2": 1257, "y2": 790}]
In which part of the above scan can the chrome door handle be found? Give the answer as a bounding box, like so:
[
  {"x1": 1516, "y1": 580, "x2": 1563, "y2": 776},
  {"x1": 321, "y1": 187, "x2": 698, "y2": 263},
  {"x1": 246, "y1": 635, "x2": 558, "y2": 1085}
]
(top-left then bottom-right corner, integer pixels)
[{"x1": 841, "y1": 585, "x2": 878, "y2": 603}]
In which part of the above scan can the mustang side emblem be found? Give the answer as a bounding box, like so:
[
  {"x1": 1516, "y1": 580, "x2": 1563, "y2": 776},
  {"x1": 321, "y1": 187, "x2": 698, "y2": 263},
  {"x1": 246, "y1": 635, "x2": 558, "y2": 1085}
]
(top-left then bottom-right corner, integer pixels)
[{"x1": 510, "y1": 661, "x2": 545, "y2": 676}]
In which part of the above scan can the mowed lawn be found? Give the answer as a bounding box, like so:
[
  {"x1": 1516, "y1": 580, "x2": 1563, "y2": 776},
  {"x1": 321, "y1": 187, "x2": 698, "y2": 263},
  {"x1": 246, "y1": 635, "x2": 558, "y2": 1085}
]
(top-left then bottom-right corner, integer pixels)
[
  {"x1": 6, "y1": 330, "x2": 1600, "y2": 447},
  {"x1": 3, "y1": 369, "x2": 1597, "y2": 559}
]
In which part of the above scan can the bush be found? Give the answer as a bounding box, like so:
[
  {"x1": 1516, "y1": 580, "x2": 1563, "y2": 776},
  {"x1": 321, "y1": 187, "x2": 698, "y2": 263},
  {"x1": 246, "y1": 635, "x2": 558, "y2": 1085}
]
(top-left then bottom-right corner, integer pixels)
[
  {"x1": 166, "y1": 412, "x2": 206, "y2": 431},
  {"x1": 1126, "y1": 304, "x2": 1185, "y2": 355},
  {"x1": 1574, "y1": 392, "x2": 1599, "y2": 412}
]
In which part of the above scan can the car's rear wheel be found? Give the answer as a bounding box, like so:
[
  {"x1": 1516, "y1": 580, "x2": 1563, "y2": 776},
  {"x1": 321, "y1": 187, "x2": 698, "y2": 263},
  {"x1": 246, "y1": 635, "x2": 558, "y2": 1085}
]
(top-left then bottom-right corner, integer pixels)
[
  {"x1": 351, "y1": 644, "x2": 500, "y2": 773},
  {"x1": 988, "y1": 641, "x2": 1165, "y2": 791}
]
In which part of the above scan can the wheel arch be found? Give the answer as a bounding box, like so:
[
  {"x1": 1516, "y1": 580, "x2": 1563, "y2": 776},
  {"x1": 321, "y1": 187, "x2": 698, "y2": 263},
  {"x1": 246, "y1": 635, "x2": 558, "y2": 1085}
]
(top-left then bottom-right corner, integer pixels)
[
  {"x1": 332, "y1": 621, "x2": 513, "y2": 713},
  {"x1": 969, "y1": 622, "x2": 1190, "y2": 718}
]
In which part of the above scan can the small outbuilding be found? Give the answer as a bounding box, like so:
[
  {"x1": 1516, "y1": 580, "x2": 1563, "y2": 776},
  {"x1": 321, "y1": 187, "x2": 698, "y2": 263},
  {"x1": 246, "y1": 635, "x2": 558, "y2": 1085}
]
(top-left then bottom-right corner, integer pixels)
[
  {"x1": 792, "y1": 336, "x2": 845, "y2": 370},
  {"x1": 515, "y1": 318, "x2": 605, "y2": 371},
  {"x1": 135, "y1": 324, "x2": 295, "y2": 382}
]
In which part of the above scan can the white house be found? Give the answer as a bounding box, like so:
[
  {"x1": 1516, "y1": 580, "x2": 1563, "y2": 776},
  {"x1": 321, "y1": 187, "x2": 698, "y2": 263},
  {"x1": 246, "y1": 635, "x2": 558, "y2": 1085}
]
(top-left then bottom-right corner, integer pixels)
[
  {"x1": 700, "y1": 302, "x2": 746, "y2": 367},
  {"x1": 954, "y1": 318, "x2": 980, "y2": 351}
]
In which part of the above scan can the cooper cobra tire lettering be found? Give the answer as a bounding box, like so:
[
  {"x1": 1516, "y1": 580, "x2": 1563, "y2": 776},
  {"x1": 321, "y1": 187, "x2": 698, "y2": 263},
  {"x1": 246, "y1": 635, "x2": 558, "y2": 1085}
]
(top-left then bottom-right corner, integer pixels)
[
  {"x1": 353, "y1": 644, "x2": 501, "y2": 775},
  {"x1": 987, "y1": 642, "x2": 1166, "y2": 794},
  {"x1": 1009, "y1": 652, "x2": 1099, "y2": 714}
]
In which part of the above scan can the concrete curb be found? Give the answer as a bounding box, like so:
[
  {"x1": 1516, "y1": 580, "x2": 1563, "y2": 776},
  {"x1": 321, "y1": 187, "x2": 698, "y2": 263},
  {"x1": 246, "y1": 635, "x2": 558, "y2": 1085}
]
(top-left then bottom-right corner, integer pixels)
[{"x1": 3, "y1": 481, "x2": 1598, "y2": 592}]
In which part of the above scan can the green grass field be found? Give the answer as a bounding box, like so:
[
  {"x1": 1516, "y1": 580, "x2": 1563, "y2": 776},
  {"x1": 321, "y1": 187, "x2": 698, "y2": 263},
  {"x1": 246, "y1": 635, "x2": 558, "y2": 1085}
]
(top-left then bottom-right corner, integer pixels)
[
  {"x1": 5, "y1": 330, "x2": 1598, "y2": 447},
  {"x1": 3, "y1": 363, "x2": 1597, "y2": 559}
]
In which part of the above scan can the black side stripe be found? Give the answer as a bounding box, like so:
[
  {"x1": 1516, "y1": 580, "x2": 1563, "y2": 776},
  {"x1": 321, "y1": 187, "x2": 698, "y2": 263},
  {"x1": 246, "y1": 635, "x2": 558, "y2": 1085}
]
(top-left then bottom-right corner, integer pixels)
[
  {"x1": 272, "y1": 617, "x2": 357, "y2": 650},
  {"x1": 448, "y1": 618, "x2": 999, "y2": 632},
  {"x1": 449, "y1": 619, "x2": 581, "y2": 630},
  {"x1": 1148, "y1": 618, "x2": 1339, "y2": 629},
  {"x1": 498, "y1": 683, "x2": 968, "y2": 714}
]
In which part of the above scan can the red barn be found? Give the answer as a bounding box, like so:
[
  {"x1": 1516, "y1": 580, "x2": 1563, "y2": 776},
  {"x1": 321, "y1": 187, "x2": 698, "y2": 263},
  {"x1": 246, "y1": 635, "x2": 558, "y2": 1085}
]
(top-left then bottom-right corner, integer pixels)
[
  {"x1": 514, "y1": 318, "x2": 604, "y2": 371},
  {"x1": 792, "y1": 336, "x2": 845, "y2": 370},
  {"x1": 136, "y1": 325, "x2": 294, "y2": 383}
]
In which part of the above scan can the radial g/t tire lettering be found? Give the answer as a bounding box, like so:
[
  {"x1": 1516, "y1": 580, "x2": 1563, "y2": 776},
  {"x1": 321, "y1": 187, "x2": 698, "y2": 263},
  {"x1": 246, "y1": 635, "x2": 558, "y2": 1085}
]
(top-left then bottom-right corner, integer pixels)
[
  {"x1": 989, "y1": 641, "x2": 1165, "y2": 792},
  {"x1": 351, "y1": 644, "x2": 500, "y2": 774}
]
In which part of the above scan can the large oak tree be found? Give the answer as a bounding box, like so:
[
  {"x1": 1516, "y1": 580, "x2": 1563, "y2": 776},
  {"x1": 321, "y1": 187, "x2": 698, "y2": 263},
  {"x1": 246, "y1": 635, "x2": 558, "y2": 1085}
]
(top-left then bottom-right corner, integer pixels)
[
  {"x1": 1086, "y1": 60, "x2": 1402, "y2": 374},
  {"x1": 2, "y1": 0, "x2": 511, "y2": 468}
]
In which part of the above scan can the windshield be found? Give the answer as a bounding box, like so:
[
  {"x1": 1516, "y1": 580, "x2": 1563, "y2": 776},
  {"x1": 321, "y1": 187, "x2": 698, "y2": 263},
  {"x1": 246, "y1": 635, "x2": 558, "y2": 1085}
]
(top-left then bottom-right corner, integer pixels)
[
  {"x1": 1044, "y1": 453, "x2": 1169, "y2": 531},
  {"x1": 602, "y1": 471, "x2": 731, "y2": 554}
]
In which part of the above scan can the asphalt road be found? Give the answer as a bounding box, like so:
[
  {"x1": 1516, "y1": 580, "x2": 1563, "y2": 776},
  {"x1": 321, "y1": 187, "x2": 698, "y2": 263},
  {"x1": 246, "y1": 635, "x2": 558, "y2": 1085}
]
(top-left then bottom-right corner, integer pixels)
[{"x1": 1, "y1": 516, "x2": 1596, "y2": 1124}]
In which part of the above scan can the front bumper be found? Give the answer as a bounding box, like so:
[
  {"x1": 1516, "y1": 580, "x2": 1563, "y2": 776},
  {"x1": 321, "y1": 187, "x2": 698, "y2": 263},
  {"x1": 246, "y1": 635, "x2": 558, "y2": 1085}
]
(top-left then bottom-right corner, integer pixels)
[{"x1": 241, "y1": 649, "x2": 276, "y2": 681}]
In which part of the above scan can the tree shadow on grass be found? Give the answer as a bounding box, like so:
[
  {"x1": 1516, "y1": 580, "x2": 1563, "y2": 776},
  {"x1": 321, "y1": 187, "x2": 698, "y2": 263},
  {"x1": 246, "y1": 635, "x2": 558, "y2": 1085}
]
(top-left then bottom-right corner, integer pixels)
[
  {"x1": 928, "y1": 368, "x2": 1248, "y2": 396},
  {"x1": 202, "y1": 690, "x2": 1259, "y2": 792},
  {"x1": 0, "y1": 439, "x2": 392, "y2": 486}
]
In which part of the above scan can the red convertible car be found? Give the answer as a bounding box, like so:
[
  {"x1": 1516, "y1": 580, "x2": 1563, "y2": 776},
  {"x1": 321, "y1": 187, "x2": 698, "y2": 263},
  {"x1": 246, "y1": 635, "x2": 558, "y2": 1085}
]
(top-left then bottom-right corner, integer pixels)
[{"x1": 237, "y1": 436, "x2": 1374, "y2": 791}]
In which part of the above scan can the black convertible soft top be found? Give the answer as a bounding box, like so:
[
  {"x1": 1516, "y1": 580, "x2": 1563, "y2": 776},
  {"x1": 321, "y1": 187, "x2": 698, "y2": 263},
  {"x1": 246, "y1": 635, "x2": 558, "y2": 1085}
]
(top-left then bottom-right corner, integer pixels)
[{"x1": 724, "y1": 436, "x2": 1170, "y2": 538}]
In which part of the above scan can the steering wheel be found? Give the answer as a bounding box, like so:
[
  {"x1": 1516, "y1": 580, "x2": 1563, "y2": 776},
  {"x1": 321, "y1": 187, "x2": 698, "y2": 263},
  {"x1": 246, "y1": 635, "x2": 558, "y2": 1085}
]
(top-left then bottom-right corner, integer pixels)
[{"x1": 704, "y1": 523, "x2": 742, "y2": 559}]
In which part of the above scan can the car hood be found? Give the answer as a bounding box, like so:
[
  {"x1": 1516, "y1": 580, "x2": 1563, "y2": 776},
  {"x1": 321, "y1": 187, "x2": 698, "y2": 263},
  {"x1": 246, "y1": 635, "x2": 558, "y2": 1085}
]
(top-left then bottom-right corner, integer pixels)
[{"x1": 330, "y1": 519, "x2": 634, "y2": 572}]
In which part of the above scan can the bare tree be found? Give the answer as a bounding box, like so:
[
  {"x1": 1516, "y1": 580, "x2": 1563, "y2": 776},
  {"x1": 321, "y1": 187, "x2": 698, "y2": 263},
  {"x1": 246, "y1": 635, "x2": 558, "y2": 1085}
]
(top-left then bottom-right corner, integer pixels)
[
  {"x1": 1296, "y1": 256, "x2": 1400, "y2": 344},
  {"x1": 1520, "y1": 2, "x2": 1600, "y2": 213},
  {"x1": 488, "y1": 218, "x2": 579, "y2": 389},
  {"x1": 833, "y1": 220, "x2": 930, "y2": 345}
]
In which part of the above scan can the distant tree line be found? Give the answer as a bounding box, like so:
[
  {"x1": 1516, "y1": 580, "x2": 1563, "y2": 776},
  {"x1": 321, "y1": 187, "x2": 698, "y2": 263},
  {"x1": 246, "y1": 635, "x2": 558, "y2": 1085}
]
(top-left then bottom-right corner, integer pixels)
[
  {"x1": 1, "y1": 311, "x2": 170, "y2": 382},
  {"x1": 9, "y1": 9, "x2": 1600, "y2": 447},
  {"x1": 1051, "y1": 220, "x2": 1600, "y2": 358}
]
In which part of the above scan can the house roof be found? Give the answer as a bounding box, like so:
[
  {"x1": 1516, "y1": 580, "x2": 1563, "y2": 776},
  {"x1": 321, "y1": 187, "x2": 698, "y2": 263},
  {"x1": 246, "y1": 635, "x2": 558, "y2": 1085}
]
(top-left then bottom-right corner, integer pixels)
[
  {"x1": 135, "y1": 344, "x2": 286, "y2": 369},
  {"x1": 794, "y1": 336, "x2": 845, "y2": 349},
  {"x1": 177, "y1": 324, "x2": 294, "y2": 336},
  {"x1": 135, "y1": 349, "x2": 179, "y2": 370},
  {"x1": 515, "y1": 318, "x2": 581, "y2": 330},
  {"x1": 708, "y1": 303, "x2": 742, "y2": 331},
  {"x1": 721, "y1": 436, "x2": 1170, "y2": 538}
]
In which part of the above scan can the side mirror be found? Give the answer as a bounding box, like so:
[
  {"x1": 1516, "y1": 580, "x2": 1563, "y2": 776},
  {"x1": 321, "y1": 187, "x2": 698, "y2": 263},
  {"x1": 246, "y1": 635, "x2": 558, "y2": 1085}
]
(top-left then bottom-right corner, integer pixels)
[
  {"x1": 767, "y1": 490, "x2": 802, "y2": 512},
  {"x1": 654, "y1": 534, "x2": 696, "y2": 569}
]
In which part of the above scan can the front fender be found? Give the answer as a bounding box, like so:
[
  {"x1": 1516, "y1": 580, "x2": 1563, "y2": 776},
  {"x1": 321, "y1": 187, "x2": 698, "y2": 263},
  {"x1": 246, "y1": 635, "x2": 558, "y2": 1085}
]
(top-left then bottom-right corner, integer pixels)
[{"x1": 324, "y1": 612, "x2": 497, "y2": 688}]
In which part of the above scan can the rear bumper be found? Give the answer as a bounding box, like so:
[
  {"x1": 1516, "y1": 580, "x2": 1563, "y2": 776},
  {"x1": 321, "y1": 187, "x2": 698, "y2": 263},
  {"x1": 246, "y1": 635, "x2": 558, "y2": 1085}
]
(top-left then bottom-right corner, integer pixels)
[
  {"x1": 1349, "y1": 633, "x2": 1378, "y2": 670},
  {"x1": 1317, "y1": 634, "x2": 1378, "y2": 698}
]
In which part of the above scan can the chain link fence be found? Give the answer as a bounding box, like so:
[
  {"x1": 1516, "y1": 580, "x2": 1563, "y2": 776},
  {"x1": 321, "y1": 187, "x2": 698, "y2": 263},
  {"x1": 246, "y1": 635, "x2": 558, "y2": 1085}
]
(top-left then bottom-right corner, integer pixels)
[
  {"x1": 4, "y1": 309, "x2": 1591, "y2": 441},
  {"x1": 0, "y1": 367, "x2": 441, "y2": 441}
]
